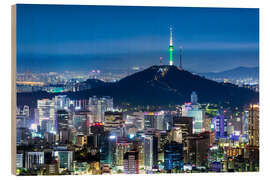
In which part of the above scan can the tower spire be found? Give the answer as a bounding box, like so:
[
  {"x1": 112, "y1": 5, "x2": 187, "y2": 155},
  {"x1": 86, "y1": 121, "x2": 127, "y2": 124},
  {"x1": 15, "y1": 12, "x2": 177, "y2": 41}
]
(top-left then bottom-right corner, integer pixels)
[
  {"x1": 170, "y1": 25, "x2": 173, "y2": 46},
  {"x1": 169, "y1": 25, "x2": 174, "y2": 66}
]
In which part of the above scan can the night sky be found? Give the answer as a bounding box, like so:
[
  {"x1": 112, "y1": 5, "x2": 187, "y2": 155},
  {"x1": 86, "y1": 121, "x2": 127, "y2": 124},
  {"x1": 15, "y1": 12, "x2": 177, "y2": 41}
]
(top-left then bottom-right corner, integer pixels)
[{"x1": 16, "y1": 4, "x2": 259, "y2": 73}]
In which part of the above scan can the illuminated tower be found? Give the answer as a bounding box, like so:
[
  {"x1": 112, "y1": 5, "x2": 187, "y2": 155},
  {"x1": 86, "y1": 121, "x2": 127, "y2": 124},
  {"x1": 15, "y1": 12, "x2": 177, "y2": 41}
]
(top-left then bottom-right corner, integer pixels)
[{"x1": 169, "y1": 26, "x2": 174, "y2": 66}]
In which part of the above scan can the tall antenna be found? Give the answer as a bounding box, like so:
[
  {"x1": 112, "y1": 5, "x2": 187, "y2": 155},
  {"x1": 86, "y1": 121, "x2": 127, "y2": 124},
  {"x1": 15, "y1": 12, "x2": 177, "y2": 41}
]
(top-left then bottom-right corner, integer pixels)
[{"x1": 179, "y1": 46, "x2": 183, "y2": 70}]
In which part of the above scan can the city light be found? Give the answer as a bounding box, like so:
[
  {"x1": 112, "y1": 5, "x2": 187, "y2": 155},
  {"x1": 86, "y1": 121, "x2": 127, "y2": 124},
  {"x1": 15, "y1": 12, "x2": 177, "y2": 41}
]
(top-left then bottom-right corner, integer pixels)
[
  {"x1": 109, "y1": 135, "x2": 116, "y2": 139},
  {"x1": 14, "y1": 4, "x2": 259, "y2": 176}
]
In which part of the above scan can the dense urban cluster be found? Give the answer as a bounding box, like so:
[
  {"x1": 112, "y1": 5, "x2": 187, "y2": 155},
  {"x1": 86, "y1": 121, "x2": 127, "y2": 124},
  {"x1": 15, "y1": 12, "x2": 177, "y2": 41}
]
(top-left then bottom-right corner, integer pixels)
[
  {"x1": 16, "y1": 90, "x2": 259, "y2": 175},
  {"x1": 14, "y1": 4, "x2": 260, "y2": 176},
  {"x1": 16, "y1": 67, "x2": 259, "y2": 94},
  {"x1": 16, "y1": 69, "x2": 140, "y2": 93}
]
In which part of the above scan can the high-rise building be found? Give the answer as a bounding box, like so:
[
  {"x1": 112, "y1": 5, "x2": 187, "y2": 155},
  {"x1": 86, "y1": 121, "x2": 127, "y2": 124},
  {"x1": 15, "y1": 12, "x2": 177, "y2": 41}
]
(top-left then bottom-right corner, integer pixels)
[
  {"x1": 164, "y1": 141, "x2": 183, "y2": 171},
  {"x1": 100, "y1": 132, "x2": 117, "y2": 168},
  {"x1": 56, "y1": 110, "x2": 71, "y2": 144},
  {"x1": 54, "y1": 95, "x2": 68, "y2": 110},
  {"x1": 123, "y1": 150, "x2": 139, "y2": 174},
  {"x1": 16, "y1": 127, "x2": 31, "y2": 145},
  {"x1": 242, "y1": 110, "x2": 249, "y2": 139},
  {"x1": 213, "y1": 110, "x2": 228, "y2": 140},
  {"x1": 187, "y1": 108, "x2": 204, "y2": 134},
  {"x1": 144, "y1": 134, "x2": 158, "y2": 170},
  {"x1": 37, "y1": 99, "x2": 56, "y2": 134},
  {"x1": 88, "y1": 96, "x2": 114, "y2": 122},
  {"x1": 56, "y1": 110, "x2": 69, "y2": 131},
  {"x1": 16, "y1": 105, "x2": 30, "y2": 128},
  {"x1": 248, "y1": 104, "x2": 259, "y2": 147},
  {"x1": 73, "y1": 110, "x2": 91, "y2": 135},
  {"x1": 88, "y1": 122, "x2": 105, "y2": 148},
  {"x1": 104, "y1": 111, "x2": 124, "y2": 135},
  {"x1": 182, "y1": 98, "x2": 205, "y2": 134},
  {"x1": 116, "y1": 137, "x2": 133, "y2": 166},
  {"x1": 173, "y1": 116, "x2": 193, "y2": 137},
  {"x1": 169, "y1": 26, "x2": 174, "y2": 66},
  {"x1": 25, "y1": 152, "x2": 44, "y2": 170},
  {"x1": 16, "y1": 114, "x2": 29, "y2": 129},
  {"x1": 126, "y1": 112, "x2": 144, "y2": 130},
  {"x1": 53, "y1": 151, "x2": 73, "y2": 170},
  {"x1": 172, "y1": 116, "x2": 193, "y2": 163},
  {"x1": 144, "y1": 111, "x2": 165, "y2": 130},
  {"x1": 16, "y1": 154, "x2": 24, "y2": 169},
  {"x1": 188, "y1": 132, "x2": 210, "y2": 167}
]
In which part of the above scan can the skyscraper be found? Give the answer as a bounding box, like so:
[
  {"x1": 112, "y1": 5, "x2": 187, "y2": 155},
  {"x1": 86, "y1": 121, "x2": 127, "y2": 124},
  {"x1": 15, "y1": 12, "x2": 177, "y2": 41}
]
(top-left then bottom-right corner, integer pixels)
[
  {"x1": 25, "y1": 152, "x2": 44, "y2": 170},
  {"x1": 123, "y1": 150, "x2": 139, "y2": 174},
  {"x1": 88, "y1": 96, "x2": 114, "y2": 123},
  {"x1": 52, "y1": 151, "x2": 73, "y2": 170},
  {"x1": 213, "y1": 110, "x2": 228, "y2": 140},
  {"x1": 37, "y1": 99, "x2": 56, "y2": 134},
  {"x1": 54, "y1": 95, "x2": 68, "y2": 110},
  {"x1": 182, "y1": 103, "x2": 204, "y2": 134},
  {"x1": 104, "y1": 111, "x2": 124, "y2": 136},
  {"x1": 144, "y1": 111, "x2": 165, "y2": 130},
  {"x1": 248, "y1": 104, "x2": 259, "y2": 147},
  {"x1": 73, "y1": 110, "x2": 91, "y2": 135},
  {"x1": 164, "y1": 141, "x2": 183, "y2": 171},
  {"x1": 144, "y1": 134, "x2": 158, "y2": 171},
  {"x1": 169, "y1": 26, "x2": 174, "y2": 66},
  {"x1": 56, "y1": 110, "x2": 71, "y2": 144}
]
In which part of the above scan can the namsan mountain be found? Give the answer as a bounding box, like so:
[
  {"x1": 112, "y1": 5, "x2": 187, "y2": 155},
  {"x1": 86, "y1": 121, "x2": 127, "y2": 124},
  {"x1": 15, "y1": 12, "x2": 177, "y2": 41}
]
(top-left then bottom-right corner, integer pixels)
[{"x1": 17, "y1": 65, "x2": 259, "y2": 108}]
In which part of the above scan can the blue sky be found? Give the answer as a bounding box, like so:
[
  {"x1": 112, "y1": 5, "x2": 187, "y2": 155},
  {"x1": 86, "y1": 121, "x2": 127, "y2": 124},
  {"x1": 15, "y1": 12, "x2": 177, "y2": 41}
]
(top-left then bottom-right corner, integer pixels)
[{"x1": 16, "y1": 4, "x2": 259, "y2": 73}]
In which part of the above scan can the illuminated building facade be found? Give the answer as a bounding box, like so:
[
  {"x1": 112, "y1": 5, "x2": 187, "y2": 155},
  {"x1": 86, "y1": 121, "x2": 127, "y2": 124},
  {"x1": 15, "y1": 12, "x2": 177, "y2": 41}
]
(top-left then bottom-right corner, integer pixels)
[
  {"x1": 88, "y1": 96, "x2": 114, "y2": 122},
  {"x1": 73, "y1": 110, "x2": 91, "y2": 135},
  {"x1": 213, "y1": 110, "x2": 228, "y2": 140},
  {"x1": 56, "y1": 110, "x2": 70, "y2": 143},
  {"x1": 123, "y1": 150, "x2": 139, "y2": 174},
  {"x1": 25, "y1": 152, "x2": 44, "y2": 170},
  {"x1": 104, "y1": 111, "x2": 124, "y2": 135},
  {"x1": 144, "y1": 111, "x2": 165, "y2": 130},
  {"x1": 164, "y1": 141, "x2": 183, "y2": 171},
  {"x1": 37, "y1": 99, "x2": 56, "y2": 134},
  {"x1": 186, "y1": 107, "x2": 204, "y2": 134},
  {"x1": 242, "y1": 110, "x2": 249, "y2": 137},
  {"x1": 16, "y1": 154, "x2": 23, "y2": 169},
  {"x1": 182, "y1": 92, "x2": 205, "y2": 134},
  {"x1": 53, "y1": 151, "x2": 73, "y2": 170},
  {"x1": 248, "y1": 104, "x2": 259, "y2": 147},
  {"x1": 54, "y1": 95, "x2": 69, "y2": 110},
  {"x1": 144, "y1": 134, "x2": 158, "y2": 170}
]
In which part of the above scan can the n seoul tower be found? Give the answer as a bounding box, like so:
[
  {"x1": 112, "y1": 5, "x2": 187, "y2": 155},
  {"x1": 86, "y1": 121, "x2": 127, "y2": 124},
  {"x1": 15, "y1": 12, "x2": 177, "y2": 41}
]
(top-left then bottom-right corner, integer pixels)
[{"x1": 169, "y1": 25, "x2": 174, "y2": 66}]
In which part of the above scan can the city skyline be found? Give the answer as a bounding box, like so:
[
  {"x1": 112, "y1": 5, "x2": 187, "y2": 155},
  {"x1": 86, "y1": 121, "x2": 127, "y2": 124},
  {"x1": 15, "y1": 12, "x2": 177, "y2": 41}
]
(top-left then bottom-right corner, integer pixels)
[
  {"x1": 14, "y1": 4, "x2": 259, "y2": 175},
  {"x1": 17, "y1": 4, "x2": 259, "y2": 73}
]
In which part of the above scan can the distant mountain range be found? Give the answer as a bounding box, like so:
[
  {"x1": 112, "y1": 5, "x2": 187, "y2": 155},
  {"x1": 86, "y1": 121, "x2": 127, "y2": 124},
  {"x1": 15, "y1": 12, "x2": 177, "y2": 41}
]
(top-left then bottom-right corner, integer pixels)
[
  {"x1": 17, "y1": 65, "x2": 259, "y2": 108},
  {"x1": 200, "y1": 66, "x2": 259, "y2": 80}
]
